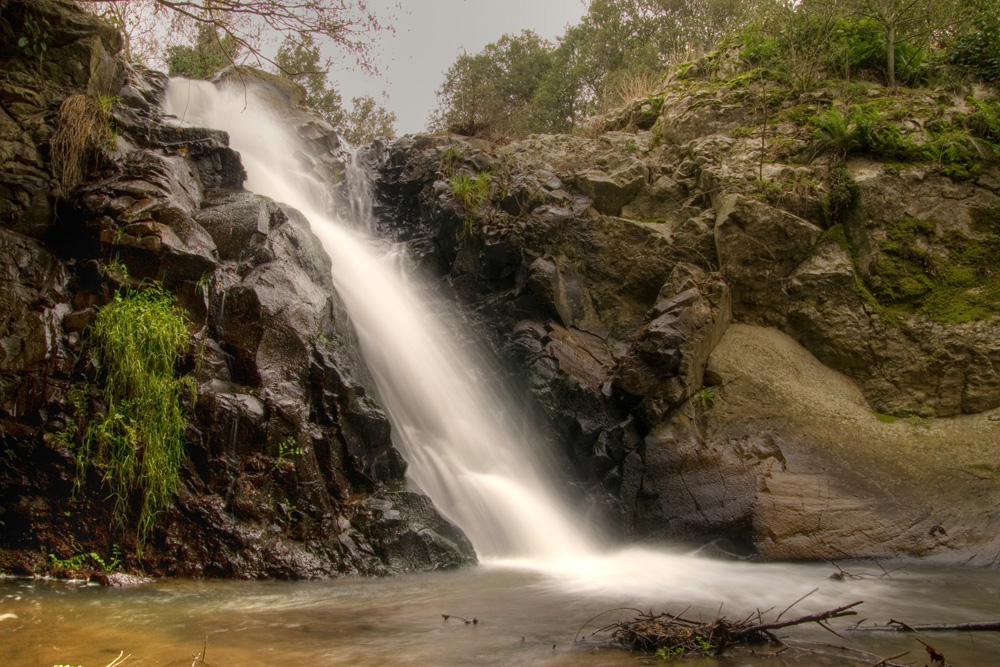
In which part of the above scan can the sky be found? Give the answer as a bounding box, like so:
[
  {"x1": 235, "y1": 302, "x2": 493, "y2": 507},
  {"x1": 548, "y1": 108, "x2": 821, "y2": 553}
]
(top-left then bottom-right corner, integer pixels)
[{"x1": 327, "y1": 0, "x2": 589, "y2": 134}]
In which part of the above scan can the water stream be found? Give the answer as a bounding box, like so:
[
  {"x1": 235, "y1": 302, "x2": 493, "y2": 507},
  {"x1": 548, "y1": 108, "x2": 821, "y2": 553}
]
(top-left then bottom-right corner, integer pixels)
[{"x1": 4, "y1": 79, "x2": 997, "y2": 666}]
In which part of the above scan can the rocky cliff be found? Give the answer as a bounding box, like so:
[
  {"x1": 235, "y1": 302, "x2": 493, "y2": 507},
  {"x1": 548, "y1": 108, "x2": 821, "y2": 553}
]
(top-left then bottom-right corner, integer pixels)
[
  {"x1": 3, "y1": 0, "x2": 999, "y2": 576},
  {"x1": 0, "y1": 0, "x2": 474, "y2": 579},
  {"x1": 367, "y1": 50, "x2": 1000, "y2": 564}
]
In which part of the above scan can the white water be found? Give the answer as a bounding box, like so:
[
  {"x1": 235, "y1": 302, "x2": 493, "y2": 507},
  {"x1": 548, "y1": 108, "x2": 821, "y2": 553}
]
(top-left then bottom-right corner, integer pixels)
[
  {"x1": 162, "y1": 79, "x2": 871, "y2": 608},
  {"x1": 164, "y1": 79, "x2": 591, "y2": 560}
]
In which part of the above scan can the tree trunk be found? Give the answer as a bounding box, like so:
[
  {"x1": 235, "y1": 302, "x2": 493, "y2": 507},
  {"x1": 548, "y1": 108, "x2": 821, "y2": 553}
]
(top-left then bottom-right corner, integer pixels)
[{"x1": 886, "y1": 22, "x2": 896, "y2": 87}]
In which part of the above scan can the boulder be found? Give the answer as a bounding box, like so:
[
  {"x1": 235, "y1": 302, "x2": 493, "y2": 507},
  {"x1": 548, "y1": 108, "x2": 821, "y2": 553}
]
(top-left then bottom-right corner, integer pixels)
[{"x1": 714, "y1": 194, "x2": 823, "y2": 321}]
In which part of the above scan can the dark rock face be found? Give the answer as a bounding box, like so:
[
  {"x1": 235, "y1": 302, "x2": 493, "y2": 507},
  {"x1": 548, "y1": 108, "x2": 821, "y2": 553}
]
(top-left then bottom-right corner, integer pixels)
[
  {"x1": 369, "y1": 94, "x2": 1000, "y2": 563},
  {"x1": 0, "y1": 0, "x2": 474, "y2": 579}
]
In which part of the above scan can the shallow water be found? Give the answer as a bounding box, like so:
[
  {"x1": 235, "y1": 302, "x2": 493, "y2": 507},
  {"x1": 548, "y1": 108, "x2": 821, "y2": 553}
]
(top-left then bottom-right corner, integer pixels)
[{"x1": 3, "y1": 560, "x2": 999, "y2": 666}]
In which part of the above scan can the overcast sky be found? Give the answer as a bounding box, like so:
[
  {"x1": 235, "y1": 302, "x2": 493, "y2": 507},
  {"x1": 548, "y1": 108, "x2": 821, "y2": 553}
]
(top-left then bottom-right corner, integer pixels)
[{"x1": 327, "y1": 0, "x2": 588, "y2": 134}]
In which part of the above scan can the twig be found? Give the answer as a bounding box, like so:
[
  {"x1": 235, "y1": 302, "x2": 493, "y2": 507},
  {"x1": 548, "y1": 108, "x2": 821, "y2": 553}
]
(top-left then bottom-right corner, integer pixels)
[
  {"x1": 106, "y1": 652, "x2": 130, "y2": 667},
  {"x1": 870, "y1": 651, "x2": 910, "y2": 666},
  {"x1": 776, "y1": 588, "x2": 817, "y2": 622},
  {"x1": 190, "y1": 636, "x2": 207, "y2": 666},
  {"x1": 732, "y1": 601, "x2": 863, "y2": 639},
  {"x1": 783, "y1": 639, "x2": 910, "y2": 667},
  {"x1": 573, "y1": 607, "x2": 643, "y2": 642}
]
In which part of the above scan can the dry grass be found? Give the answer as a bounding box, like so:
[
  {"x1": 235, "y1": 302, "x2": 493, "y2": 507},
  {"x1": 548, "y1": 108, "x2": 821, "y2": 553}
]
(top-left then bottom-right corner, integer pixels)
[
  {"x1": 50, "y1": 93, "x2": 114, "y2": 190},
  {"x1": 599, "y1": 69, "x2": 664, "y2": 112}
]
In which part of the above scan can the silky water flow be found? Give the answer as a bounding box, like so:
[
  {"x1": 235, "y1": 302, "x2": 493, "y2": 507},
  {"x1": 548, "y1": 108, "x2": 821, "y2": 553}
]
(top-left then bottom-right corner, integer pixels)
[{"x1": 162, "y1": 78, "x2": 886, "y2": 610}]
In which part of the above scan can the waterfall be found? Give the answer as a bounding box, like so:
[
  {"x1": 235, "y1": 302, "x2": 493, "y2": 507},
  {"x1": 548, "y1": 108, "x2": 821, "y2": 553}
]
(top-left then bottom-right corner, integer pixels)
[
  {"x1": 161, "y1": 78, "x2": 870, "y2": 609},
  {"x1": 163, "y1": 79, "x2": 592, "y2": 560}
]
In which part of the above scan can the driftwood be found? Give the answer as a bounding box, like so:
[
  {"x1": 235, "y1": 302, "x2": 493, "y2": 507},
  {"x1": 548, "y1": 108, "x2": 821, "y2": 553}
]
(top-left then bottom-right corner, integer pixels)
[
  {"x1": 597, "y1": 600, "x2": 862, "y2": 658},
  {"x1": 850, "y1": 619, "x2": 1000, "y2": 633}
]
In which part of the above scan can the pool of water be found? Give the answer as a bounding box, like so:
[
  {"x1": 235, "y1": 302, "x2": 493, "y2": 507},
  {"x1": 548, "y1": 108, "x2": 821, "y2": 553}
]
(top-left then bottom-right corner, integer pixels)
[{"x1": 3, "y1": 556, "x2": 999, "y2": 666}]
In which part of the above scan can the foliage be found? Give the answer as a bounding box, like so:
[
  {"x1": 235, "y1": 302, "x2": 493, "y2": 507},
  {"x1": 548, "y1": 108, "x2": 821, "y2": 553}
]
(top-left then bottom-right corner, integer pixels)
[
  {"x1": 275, "y1": 33, "x2": 345, "y2": 127},
  {"x1": 73, "y1": 286, "x2": 192, "y2": 544},
  {"x1": 84, "y1": 0, "x2": 392, "y2": 74},
  {"x1": 274, "y1": 438, "x2": 305, "y2": 469},
  {"x1": 823, "y1": 166, "x2": 862, "y2": 226},
  {"x1": 449, "y1": 171, "x2": 493, "y2": 238},
  {"x1": 49, "y1": 546, "x2": 121, "y2": 573},
  {"x1": 966, "y1": 97, "x2": 1000, "y2": 146},
  {"x1": 438, "y1": 145, "x2": 465, "y2": 176},
  {"x1": 948, "y1": 0, "x2": 1000, "y2": 81},
  {"x1": 167, "y1": 21, "x2": 241, "y2": 79},
  {"x1": 695, "y1": 387, "x2": 717, "y2": 410},
  {"x1": 82, "y1": 0, "x2": 167, "y2": 65},
  {"x1": 431, "y1": 30, "x2": 553, "y2": 136},
  {"x1": 271, "y1": 35, "x2": 396, "y2": 144},
  {"x1": 342, "y1": 94, "x2": 397, "y2": 144},
  {"x1": 16, "y1": 17, "x2": 49, "y2": 61},
  {"x1": 432, "y1": 1, "x2": 766, "y2": 136},
  {"x1": 848, "y1": 0, "x2": 973, "y2": 87}
]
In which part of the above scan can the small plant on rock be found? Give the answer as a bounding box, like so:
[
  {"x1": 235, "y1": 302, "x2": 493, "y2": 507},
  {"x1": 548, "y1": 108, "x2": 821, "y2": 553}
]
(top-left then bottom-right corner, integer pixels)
[
  {"x1": 449, "y1": 170, "x2": 493, "y2": 239},
  {"x1": 73, "y1": 286, "x2": 192, "y2": 546}
]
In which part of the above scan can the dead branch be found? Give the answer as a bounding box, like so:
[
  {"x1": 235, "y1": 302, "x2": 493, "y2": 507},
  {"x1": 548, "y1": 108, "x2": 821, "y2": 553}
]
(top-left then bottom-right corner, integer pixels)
[
  {"x1": 732, "y1": 601, "x2": 863, "y2": 640},
  {"x1": 850, "y1": 619, "x2": 1000, "y2": 633},
  {"x1": 601, "y1": 600, "x2": 863, "y2": 659}
]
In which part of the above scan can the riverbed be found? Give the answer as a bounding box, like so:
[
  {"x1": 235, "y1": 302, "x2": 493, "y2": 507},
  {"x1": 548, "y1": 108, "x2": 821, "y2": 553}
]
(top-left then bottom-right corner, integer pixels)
[{"x1": 4, "y1": 555, "x2": 999, "y2": 666}]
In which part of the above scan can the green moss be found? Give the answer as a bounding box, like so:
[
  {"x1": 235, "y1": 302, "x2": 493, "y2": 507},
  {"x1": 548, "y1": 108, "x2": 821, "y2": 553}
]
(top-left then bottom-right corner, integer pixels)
[
  {"x1": 864, "y1": 218, "x2": 1000, "y2": 325},
  {"x1": 74, "y1": 286, "x2": 192, "y2": 545},
  {"x1": 971, "y1": 202, "x2": 1000, "y2": 236},
  {"x1": 723, "y1": 67, "x2": 770, "y2": 89},
  {"x1": 820, "y1": 224, "x2": 855, "y2": 255},
  {"x1": 779, "y1": 104, "x2": 818, "y2": 126},
  {"x1": 875, "y1": 412, "x2": 900, "y2": 423}
]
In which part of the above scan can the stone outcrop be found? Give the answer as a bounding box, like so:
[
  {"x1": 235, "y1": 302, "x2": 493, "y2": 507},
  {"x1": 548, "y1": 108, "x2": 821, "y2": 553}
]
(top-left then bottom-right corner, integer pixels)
[
  {"x1": 0, "y1": 0, "x2": 474, "y2": 579},
  {"x1": 368, "y1": 58, "x2": 1000, "y2": 563}
]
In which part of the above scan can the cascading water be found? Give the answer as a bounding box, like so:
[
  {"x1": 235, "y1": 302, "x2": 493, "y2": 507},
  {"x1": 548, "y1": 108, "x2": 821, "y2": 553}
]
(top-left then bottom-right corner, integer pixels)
[
  {"x1": 164, "y1": 79, "x2": 592, "y2": 561},
  {"x1": 162, "y1": 78, "x2": 874, "y2": 608}
]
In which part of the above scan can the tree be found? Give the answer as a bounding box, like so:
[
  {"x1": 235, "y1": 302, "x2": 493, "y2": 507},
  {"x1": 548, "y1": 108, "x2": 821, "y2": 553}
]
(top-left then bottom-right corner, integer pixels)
[
  {"x1": 273, "y1": 35, "x2": 396, "y2": 144},
  {"x1": 167, "y1": 21, "x2": 241, "y2": 78},
  {"x1": 342, "y1": 95, "x2": 397, "y2": 144},
  {"x1": 430, "y1": 51, "x2": 503, "y2": 135},
  {"x1": 430, "y1": 30, "x2": 556, "y2": 137},
  {"x1": 275, "y1": 33, "x2": 345, "y2": 127},
  {"x1": 82, "y1": 0, "x2": 169, "y2": 65},
  {"x1": 82, "y1": 0, "x2": 392, "y2": 74},
  {"x1": 948, "y1": 0, "x2": 1000, "y2": 81},
  {"x1": 848, "y1": 0, "x2": 971, "y2": 86}
]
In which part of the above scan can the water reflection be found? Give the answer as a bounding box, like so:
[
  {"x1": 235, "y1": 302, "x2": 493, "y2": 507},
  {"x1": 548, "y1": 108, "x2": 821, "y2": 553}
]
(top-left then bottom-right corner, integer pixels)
[{"x1": 3, "y1": 563, "x2": 999, "y2": 666}]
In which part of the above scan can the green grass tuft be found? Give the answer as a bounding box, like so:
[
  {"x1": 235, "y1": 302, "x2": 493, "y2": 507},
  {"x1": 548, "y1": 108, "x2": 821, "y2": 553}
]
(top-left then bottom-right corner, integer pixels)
[
  {"x1": 77, "y1": 286, "x2": 192, "y2": 545},
  {"x1": 449, "y1": 170, "x2": 493, "y2": 239}
]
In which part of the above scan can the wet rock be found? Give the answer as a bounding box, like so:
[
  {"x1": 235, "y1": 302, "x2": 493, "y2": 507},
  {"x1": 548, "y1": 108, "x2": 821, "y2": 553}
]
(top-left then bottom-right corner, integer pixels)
[
  {"x1": 0, "y1": 0, "x2": 475, "y2": 579},
  {"x1": 354, "y1": 492, "x2": 477, "y2": 571},
  {"x1": 90, "y1": 572, "x2": 154, "y2": 586}
]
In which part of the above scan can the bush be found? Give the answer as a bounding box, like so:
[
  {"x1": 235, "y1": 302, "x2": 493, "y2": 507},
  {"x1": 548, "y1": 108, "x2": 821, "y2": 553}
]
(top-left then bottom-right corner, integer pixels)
[{"x1": 948, "y1": 7, "x2": 1000, "y2": 82}]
